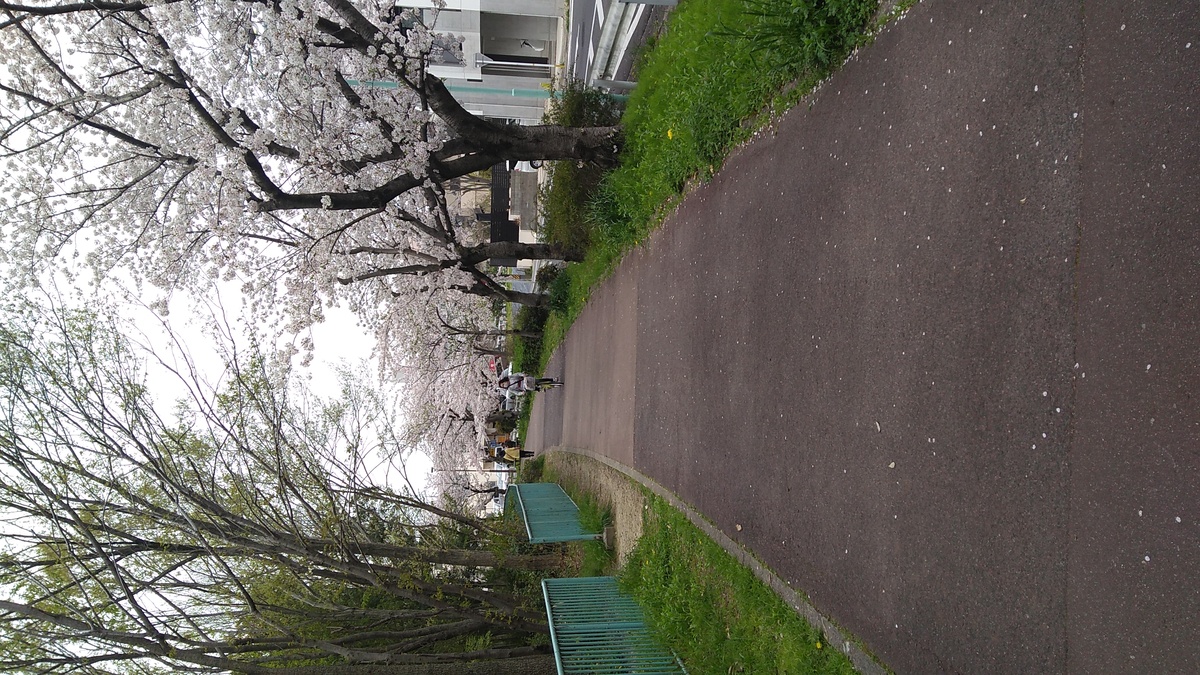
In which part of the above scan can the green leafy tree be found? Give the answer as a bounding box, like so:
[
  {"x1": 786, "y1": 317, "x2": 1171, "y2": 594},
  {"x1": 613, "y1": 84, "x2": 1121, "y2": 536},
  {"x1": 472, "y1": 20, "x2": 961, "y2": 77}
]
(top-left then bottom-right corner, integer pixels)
[{"x1": 0, "y1": 300, "x2": 561, "y2": 674}]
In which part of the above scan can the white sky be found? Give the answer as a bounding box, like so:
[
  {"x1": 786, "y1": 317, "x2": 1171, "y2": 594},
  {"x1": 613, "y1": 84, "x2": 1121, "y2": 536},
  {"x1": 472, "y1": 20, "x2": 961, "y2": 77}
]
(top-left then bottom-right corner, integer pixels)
[{"x1": 47, "y1": 272, "x2": 435, "y2": 497}]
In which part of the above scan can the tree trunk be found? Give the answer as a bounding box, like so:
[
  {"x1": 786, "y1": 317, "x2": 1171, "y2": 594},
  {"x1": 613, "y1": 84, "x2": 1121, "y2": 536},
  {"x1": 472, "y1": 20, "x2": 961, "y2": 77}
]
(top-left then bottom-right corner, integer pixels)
[
  {"x1": 463, "y1": 241, "x2": 582, "y2": 264},
  {"x1": 456, "y1": 282, "x2": 547, "y2": 307},
  {"x1": 338, "y1": 542, "x2": 567, "y2": 571},
  {"x1": 458, "y1": 328, "x2": 541, "y2": 339},
  {"x1": 471, "y1": 342, "x2": 509, "y2": 357},
  {"x1": 494, "y1": 288, "x2": 548, "y2": 307},
  {"x1": 502, "y1": 123, "x2": 623, "y2": 167},
  {"x1": 487, "y1": 411, "x2": 518, "y2": 425},
  {"x1": 422, "y1": 76, "x2": 622, "y2": 166},
  {"x1": 439, "y1": 317, "x2": 542, "y2": 340},
  {"x1": 234, "y1": 654, "x2": 557, "y2": 675}
]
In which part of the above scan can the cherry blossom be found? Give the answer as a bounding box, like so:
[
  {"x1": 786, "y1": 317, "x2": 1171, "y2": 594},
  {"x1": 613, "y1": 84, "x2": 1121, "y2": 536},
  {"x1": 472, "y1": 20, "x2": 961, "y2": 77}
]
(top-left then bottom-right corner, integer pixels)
[{"x1": 0, "y1": 0, "x2": 601, "y2": 427}]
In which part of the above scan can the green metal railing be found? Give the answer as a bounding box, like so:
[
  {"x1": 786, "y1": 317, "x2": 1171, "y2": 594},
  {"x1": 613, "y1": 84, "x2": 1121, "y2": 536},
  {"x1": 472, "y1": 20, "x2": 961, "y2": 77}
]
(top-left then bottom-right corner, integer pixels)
[
  {"x1": 507, "y1": 483, "x2": 602, "y2": 544},
  {"x1": 543, "y1": 577, "x2": 686, "y2": 675}
]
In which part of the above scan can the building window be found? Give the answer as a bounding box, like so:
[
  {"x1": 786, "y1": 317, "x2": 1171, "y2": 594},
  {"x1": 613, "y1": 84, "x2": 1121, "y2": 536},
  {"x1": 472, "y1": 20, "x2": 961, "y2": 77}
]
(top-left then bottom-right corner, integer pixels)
[{"x1": 431, "y1": 33, "x2": 465, "y2": 65}]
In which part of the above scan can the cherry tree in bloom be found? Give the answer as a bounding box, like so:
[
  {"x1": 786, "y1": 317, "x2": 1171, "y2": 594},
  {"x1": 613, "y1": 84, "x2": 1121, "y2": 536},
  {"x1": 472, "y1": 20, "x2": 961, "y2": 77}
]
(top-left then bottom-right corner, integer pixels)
[
  {"x1": 373, "y1": 288, "x2": 499, "y2": 452},
  {"x1": 0, "y1": 0, "x2": 611, "y2": 367}
]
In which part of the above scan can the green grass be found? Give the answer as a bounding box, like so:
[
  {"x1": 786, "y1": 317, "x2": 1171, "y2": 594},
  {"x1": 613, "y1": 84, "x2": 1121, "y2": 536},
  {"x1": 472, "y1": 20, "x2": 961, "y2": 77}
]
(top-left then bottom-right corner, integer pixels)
[
  {"x1": 591, "y1": 0, "x2": 877, "y2": 245},
  {"x1": 541, "y1": 461, "x2": 617, "y2": 578},
  {"x1": 513, "y1": 454, "x2": 546, "y2": 483},
  {"x1": 621, "y1": 496, "x2": 860, "y2": 674},
  {"x1": 515, "y1": 396, "x2": 533, "y2": 446},
  {"x1": 539, "y1": 81, "x2": 624, "y2": 253},
  {"x1": 566, "y1": 489, "x2": 615, "y2": 577}
]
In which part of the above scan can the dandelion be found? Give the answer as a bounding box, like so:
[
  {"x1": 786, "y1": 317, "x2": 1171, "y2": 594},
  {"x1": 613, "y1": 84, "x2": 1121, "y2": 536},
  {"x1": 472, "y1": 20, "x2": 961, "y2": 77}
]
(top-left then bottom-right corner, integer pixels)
[
  {"x1": 667, "y1": 128, "x2": 674, "y2": 139},
  {"x1": 816, "y1": 641, "x2": 823, "y2": 649}
]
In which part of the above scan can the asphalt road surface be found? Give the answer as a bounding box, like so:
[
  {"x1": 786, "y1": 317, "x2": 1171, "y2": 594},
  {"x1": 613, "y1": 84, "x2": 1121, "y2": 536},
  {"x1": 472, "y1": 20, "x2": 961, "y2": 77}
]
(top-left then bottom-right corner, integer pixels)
[{"x1": 528, "y1": 0, "x2": 1199, "y2": 671}]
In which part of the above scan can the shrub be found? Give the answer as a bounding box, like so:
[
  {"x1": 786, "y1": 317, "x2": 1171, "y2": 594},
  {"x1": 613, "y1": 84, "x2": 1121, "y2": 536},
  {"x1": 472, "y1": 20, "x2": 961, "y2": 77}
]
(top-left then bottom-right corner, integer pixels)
[
  {"x1": 517, "y1": 454, "x2": 546, "y2": 483},
  {"x1": 546, "y1": 79, "x2": 625, "y2": 128},
  {"x1": 546, "y1": 271, "x2": 571, "y2": 314},
  {"x1": 539, "y1": 81, "x2": 625, "y2": 251},
  {"x1": 512, "y1": 305, "x2": 547, "y2": 373},
  {"x1": 741, "y1": 0, "x2": 877, "y2": 69}
]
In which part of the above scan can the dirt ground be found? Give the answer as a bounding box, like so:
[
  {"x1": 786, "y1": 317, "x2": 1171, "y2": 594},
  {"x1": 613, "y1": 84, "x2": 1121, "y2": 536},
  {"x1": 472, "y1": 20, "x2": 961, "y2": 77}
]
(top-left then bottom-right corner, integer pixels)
[{"x1": 543, "y1": 451, "x2": 646, "y2": 567}]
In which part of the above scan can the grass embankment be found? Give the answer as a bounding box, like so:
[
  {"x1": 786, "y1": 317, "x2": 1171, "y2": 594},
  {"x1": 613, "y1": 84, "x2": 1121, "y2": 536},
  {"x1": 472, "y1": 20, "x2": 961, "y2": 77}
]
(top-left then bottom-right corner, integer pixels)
[
  {"x1": 622, "y1": 496, "x2": 859, "y2": 674},
  {"x1": 537, "y1": 454, "x2": 861, "y2": 674},
  {"x1": 591, "y1": 0, "x2": 878, "y2": 247}
]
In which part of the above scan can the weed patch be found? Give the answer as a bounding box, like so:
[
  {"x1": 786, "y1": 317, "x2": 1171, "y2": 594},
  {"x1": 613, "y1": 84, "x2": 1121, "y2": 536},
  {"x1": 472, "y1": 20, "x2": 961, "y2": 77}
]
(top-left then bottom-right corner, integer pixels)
[
  {"x1": 621, "y1": 497, "x2": 858, "y2": 674},
  {"x1": 539, "y1": 80, "x2": 625, "y2": 254}
]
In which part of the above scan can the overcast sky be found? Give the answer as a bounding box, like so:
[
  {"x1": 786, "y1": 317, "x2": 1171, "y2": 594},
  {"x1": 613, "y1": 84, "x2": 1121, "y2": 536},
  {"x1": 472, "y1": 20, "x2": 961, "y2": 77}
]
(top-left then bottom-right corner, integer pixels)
[{"x1": 40, "y1": 269, "x2": 437, "y2": 497}]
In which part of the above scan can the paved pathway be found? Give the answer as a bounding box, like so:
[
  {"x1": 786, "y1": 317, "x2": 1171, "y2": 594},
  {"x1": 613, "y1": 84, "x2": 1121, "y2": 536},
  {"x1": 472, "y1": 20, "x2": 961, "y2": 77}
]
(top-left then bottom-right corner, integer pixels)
[{"x1": 526, "y1": 0, "x2": 1200, "y2": 672}]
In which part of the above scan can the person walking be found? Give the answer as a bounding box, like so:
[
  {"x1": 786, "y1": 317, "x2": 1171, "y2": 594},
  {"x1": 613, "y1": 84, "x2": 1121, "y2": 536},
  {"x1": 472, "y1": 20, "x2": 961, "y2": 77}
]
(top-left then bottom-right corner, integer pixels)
[
  {"x1": 483, "y1": 444, "x2": 533, "y2": 463},
  {"x1": 498, "y1": 373, "x2": 562, "y2": 393}
]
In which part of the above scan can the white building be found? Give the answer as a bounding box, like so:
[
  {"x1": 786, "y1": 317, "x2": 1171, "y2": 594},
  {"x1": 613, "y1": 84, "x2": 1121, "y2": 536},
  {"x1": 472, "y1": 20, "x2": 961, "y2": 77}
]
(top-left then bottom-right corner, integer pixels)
[{"x1": 406, "y1": 0, "x2": 561, "y2": 124}]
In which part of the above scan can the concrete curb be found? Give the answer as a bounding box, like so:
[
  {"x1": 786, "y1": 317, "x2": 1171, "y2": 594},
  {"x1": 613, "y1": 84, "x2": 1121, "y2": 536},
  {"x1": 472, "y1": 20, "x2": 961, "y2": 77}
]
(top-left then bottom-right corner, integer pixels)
[
  {"x1": 586, "y1": 0, "x2": 657, "y2": 86},
  {"x1": 551, "y1": 446, "x2": 890, "y2": 675}
]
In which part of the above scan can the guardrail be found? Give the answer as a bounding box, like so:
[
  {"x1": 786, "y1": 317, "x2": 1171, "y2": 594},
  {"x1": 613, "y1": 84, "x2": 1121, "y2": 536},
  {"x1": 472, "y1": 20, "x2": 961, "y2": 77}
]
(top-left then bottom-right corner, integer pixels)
[
  {"x1": 543, "y1": 576, "x2": 687, "y2": 674},
  {"x1": 507, "y1": 483, "x2": 603, "y2": 544}
]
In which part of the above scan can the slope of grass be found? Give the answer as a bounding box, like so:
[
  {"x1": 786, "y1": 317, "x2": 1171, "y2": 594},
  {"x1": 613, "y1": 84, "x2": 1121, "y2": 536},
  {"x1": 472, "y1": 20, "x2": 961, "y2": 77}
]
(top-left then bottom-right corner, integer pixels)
[
  {"x1": 588, "y1": 0, "x2": 879, "y2": 251},
  {"x1": 621, "y1": 496, "x2": 861, "y2": 674}
]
